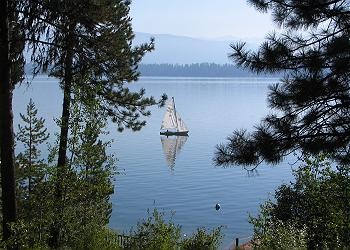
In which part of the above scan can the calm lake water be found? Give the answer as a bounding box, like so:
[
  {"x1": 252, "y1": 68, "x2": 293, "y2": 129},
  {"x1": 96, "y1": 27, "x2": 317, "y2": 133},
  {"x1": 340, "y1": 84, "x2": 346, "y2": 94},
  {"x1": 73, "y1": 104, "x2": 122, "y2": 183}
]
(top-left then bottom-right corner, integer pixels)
[{"x1": 14, "y1": 76, "x2": 295, "y2": 248}]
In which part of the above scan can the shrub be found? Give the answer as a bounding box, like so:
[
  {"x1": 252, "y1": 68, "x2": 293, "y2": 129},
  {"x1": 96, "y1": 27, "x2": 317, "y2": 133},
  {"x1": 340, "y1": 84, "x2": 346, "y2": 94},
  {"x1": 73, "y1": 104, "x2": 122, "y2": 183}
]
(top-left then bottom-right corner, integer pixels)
[
  {"x1": 124, "y1": 209, "x2": 223, "y2": 250},
  {"x1": 181, "y1": 227, "x2": 222, "y2": 250},
  {"x1": 250, "y1": 204, "x2": 307, "y2": 250},
  {"x1": 251, "y1": 155, "x2": 350, "y2": 249},
  {"x1": 124, "y1": 209, "x2": 181, "y2": 250}
]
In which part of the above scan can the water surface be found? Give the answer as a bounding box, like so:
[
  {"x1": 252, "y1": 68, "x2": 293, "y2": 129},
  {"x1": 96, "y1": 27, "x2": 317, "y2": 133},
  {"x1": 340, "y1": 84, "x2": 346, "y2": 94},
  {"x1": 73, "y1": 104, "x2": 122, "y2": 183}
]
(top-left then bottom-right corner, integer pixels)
[{"x1": 14, "y1": 76, "x2": 294, "y2": 248}]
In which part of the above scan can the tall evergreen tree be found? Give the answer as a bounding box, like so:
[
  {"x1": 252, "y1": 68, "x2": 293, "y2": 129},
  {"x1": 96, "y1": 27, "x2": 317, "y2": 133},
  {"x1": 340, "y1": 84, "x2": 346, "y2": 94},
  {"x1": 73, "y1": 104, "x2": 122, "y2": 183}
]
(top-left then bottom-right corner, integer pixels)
[
  {"x1": 15, "y1": 99, "x2": 50, "y2": 247},
  {"x1": 16, "y1": 98, "x2": 49, "y2": 198},
  {"x1": 0, "y1": 0, "x2": 25, "y2": 245},
  {"x1": 60, "y1": 95, "x2": 117, "y2": 248},
  {"x1": 12, "y1": 96, "x2": 118, "y2": 248},
  {"x1": 215, "y1": 0, "x2": 350, "y2": 166},
  {"x1": 31, "y1": 0, "x2": 165, "y2": 246},
  {"x1": 0, "y1": 0, "x2": 59, "y2": 243}
]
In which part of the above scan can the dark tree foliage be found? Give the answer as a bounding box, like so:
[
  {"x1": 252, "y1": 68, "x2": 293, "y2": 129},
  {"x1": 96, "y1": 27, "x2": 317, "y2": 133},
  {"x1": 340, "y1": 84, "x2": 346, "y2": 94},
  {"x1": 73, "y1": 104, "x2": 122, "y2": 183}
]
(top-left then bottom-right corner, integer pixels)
[
  {"x1": 11, "y1": 99, "x2": 119, "y2": 249},
  {"x1": 215, "y1": 0, "x2": 350, "y2": 166},
  {"x1": 26, "y1": 1, "x2": 166, "y2": 246},
  {"x1": 0, "y1": 0, "x2": 26, "y2": 244},
  {"x1": 33, "y1": 0, "x2": 165, "y2": 133},
  {"x1": 16, "y1": 98, "x2": 49, "y2": 197},
  {"x1": 53, "y1": 98, "x2": 117, "y2": 248},
  {"x1": 1, "y1": 0, "x2": 164, "y2": 246},
  {"x1": 15, "y1": 99, "x2": 50, "y2": 247},
  {"x1": 251, "y1": 156, "x2": 350, "y2": 248}
]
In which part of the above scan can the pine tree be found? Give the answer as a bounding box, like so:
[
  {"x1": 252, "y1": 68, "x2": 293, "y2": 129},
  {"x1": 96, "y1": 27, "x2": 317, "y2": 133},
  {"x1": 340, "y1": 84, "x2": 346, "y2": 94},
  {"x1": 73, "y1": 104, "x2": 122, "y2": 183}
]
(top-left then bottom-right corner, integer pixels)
[
  {"x1": 36, "y1": 1, "x2": 165, "y2": 246},
  {"x1": 13, "y1": 98, "x2": 118, "y2": 248},
  {"x1": 0, "y1": 0, "x2": 25, "y2": 244},
  {"x1": 15, "y1": 98, "x2": 50, "y2": 247},
  {"x1": 215, "y1": 0, "x2": 350, "y2": 166},
  {"x1": 16, "y1": 98, "x2": 49, "y2": 197},
  {"x1": 0, "y1": 0, "x2": 164, "y2": 245},
  {"x1": 0, "y1": 0, "x2": 60, "y2": 243},
  {"x1": 46, "y1": 92, "x2": 117, "y2": 248}
]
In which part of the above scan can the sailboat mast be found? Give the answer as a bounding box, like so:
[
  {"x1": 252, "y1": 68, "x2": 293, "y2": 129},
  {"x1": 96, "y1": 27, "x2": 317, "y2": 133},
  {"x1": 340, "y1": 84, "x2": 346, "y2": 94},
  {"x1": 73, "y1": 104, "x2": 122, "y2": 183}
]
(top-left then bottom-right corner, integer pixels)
[{"x1": 172, "y1": 97, "x2": 179, "y2": 131}]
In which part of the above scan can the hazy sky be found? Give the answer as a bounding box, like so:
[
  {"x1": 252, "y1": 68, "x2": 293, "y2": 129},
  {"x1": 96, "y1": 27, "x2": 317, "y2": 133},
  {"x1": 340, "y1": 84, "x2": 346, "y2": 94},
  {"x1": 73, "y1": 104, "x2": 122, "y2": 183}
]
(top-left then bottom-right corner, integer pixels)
[{"x1": 130, "y1": 0, "x2": 277, "y2": 40}]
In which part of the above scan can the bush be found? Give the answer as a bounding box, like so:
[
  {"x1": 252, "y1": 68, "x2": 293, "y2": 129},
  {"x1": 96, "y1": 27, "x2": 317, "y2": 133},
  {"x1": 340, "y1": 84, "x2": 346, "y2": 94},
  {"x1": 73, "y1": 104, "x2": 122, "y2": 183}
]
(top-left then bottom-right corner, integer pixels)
[
  {"x1": 124, "y1": 209, "x2": 182, "y2": 250},
  {"x1": 251, "y1": 155, "x2": 350, "y2": 249},
  {"x1": 250, "y1": 205, "x2": 307, "y2": 250},
  {"x1": 71, "y1": 226, "x2": 121, "y2": 250},
  {"x1": 181, "y1": 227, "x2": 222, "y2": 250},
  {"x1": 124, "y1": 208, "x2": 223, "y2": 250}
]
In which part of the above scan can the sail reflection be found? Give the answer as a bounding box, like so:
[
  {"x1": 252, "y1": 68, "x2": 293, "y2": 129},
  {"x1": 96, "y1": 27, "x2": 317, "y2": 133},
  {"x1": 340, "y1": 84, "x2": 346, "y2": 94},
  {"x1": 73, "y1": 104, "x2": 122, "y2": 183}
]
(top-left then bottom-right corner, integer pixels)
[{"x1": 160, "y1": 135, "x2": 188, "y2": 170}]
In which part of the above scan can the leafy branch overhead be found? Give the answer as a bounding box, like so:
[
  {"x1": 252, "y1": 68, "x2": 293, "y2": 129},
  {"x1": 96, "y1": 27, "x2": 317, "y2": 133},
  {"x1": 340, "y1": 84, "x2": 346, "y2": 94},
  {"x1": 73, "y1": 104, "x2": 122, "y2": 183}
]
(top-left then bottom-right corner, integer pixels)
[
  {"x1": 215, "y1": 0, "x2": 350, "y2": 166},
  {"x1": 26, "y1": 0, "x2": 167, "y2": 132}
]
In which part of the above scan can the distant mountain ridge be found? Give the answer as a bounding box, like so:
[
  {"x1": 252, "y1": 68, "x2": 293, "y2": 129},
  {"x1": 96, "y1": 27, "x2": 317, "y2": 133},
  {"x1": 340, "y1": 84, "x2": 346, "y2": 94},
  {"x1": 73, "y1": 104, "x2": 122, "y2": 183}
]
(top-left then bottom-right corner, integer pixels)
[
  {"x1": 134, "y1": 32, "x2": 259, "y2": 65},
  {"x1": 24, "y1": 32, "x2": 263, "y2": 77}
]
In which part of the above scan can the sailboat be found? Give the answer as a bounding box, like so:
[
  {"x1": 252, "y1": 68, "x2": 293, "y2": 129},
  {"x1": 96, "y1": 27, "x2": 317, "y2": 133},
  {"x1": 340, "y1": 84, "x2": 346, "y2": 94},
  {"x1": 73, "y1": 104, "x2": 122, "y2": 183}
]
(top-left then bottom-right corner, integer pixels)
[{"x1": 160, "y1": 97, "x2": 189, "y2": 136}]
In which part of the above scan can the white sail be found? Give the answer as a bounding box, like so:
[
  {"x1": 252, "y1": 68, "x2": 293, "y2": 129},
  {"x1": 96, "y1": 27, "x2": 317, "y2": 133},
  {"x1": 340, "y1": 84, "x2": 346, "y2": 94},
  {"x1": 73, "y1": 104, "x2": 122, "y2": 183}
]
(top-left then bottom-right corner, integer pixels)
[
  {"x1": 176, "y1": 115, "x2": 188, "y2": 132},
  {"x1": 160, "y1": 99, "x2": 178, "y2": 130},
  {"x1": 160, "y1": 97, "x2": 188, "y2": 133},
  {"x1": 160, "y1": 135, "x2": 188, "y2": 169}
]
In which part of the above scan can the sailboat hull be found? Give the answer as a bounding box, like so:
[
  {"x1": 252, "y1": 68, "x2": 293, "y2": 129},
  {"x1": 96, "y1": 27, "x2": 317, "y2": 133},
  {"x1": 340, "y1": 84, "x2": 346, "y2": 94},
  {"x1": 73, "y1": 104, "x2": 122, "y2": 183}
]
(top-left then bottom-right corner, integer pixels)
[{"x1": 160, "y1": 131, "x2": 189, "y2": 136}]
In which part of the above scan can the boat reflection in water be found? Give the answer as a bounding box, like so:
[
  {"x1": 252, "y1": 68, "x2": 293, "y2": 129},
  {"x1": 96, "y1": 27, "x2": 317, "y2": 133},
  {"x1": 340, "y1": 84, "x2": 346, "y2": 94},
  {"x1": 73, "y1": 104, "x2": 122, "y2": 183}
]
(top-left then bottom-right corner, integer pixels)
[{"x1": 160, "y1": 135, "x2": 188, "y2": 170}]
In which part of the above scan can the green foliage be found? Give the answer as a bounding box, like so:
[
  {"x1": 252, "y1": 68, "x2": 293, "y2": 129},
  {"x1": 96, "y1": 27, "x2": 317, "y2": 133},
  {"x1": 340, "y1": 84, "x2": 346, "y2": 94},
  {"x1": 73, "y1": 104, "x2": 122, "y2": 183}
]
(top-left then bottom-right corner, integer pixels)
[
  {"x1": 10, "y1": 99, "x2": 120, "y2": 249},
  {"x1": 215, "y1": 0, "x2": 350, "y2": 165},
  {"x1": 82, "y1": 227, "x2": 121, "y2": 250},
  {"x1": 38, "y1": 0, "x2": 166, "y2": 133},
  {"x1": 14, "y1": 99, "x2": 52, "y2": 247},
  {"x1": 4, "y1": 1, "x2": 165, "y2": 246},
  {"x1": 256, "y1": 221, "x2": 307, "y2": 250},
  {"x1": 250, "y1": 204, "x2": 307, "y2": 250},
  {"x1": 125, "y1": 209, "x2": 182, "y2": 250},
  {"x1": 39, "y1": 1, "x2": 165, "y2": 243},
  {"x1": 251, "y1": 155, "x2": 350, "y2": 249},
  {"x1": 56, "y1": 98, "x2": 117, "y2": 248},
  {"x1": 125, "y1": 209, "x2": 223, "y2": 250},
  {"x1": 16, "y1": 98, "x2": 49, "y2": 194},
  {"x1": 181, "y1": 227, "x2": 222, "y2": 250},
  {"x1": 4, "y1": 220, "x2": 122, "y2": 250},
  {"x1": 44, "y1": 97, "x2": 118, "y2": 248}
]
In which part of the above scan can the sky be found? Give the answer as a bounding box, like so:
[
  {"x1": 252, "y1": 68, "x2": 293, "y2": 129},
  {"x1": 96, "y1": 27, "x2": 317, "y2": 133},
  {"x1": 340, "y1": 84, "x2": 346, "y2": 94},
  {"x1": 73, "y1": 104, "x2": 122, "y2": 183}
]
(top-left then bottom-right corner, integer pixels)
[{"x1": 130, "y1": 0, "x2": 277, "y2": 41}]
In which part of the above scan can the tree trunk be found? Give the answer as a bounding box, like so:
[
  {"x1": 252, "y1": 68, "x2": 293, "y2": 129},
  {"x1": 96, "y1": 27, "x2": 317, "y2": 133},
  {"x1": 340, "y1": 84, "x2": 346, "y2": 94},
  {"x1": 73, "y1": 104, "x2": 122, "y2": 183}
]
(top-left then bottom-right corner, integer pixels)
[
  {"x1": 49, "y1": 27, "x2": 74, "y2": 248},
  {"x1": 56, "y1": 46, "x2": 73, "y2": 197},
  {"x1": 0, "y1": 0, "x2": 17, "y2": 247},
  {"x1": 29, "y1": 113, "x2": 32, "y2": 196}
]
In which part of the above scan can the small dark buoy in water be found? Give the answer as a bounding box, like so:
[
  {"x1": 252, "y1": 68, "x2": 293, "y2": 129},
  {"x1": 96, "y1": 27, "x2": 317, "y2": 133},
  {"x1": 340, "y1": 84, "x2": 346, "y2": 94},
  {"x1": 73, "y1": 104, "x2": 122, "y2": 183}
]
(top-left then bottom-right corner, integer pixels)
[{"x1": 215, "y1": 203, "x2": 221, "y2": 211}]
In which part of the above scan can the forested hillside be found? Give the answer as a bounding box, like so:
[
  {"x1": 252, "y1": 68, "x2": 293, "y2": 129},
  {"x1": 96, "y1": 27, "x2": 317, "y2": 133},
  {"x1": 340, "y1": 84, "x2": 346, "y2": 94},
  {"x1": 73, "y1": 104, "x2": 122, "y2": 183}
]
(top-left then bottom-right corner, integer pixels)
[{"x1": 138, "y1": 63, "x2": 258, "y2": 77}]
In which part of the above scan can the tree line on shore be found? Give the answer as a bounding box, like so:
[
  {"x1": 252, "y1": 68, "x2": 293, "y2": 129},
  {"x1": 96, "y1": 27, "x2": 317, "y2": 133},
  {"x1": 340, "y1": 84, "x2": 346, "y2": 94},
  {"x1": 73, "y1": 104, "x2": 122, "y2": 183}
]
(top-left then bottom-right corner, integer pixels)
[
  {"x1": 138, "y1": 63, "x2": 259, "y2": 77},
  {"x1": 25, "y1": 62, "x2": 274, "y2": 77}
]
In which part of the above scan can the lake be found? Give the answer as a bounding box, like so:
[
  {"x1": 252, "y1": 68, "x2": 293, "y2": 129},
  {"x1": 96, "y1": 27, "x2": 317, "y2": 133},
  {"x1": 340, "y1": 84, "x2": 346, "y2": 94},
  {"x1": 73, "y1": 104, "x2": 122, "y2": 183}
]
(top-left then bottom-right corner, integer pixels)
[{"x1": 14, "y1": 76, "x2": 295, "y2": 249}]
